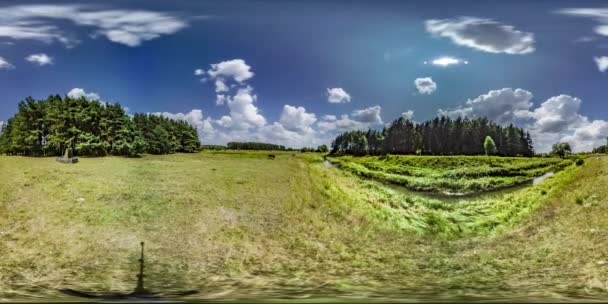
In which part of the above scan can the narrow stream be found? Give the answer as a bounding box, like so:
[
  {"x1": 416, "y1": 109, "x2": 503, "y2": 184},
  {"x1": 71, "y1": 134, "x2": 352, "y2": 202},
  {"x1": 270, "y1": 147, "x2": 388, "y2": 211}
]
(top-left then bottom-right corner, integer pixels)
[
  {"x1": 324, "y1": 159, "x2": 556, "y2": 202},
  {"x1": 385, "y1": 171, "x2": 556, "y2": 202}
]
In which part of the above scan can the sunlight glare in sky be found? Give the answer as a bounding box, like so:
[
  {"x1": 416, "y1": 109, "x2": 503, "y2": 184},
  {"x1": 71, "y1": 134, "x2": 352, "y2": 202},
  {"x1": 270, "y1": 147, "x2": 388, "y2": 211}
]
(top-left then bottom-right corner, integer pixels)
[{"x1": 424, "y1": 57, "x2": 468, "y2": 67}]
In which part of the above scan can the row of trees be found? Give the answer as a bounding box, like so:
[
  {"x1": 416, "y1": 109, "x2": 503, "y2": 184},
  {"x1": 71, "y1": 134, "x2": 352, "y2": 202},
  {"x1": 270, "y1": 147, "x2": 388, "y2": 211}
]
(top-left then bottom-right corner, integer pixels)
[
  {"x1": 331, "y1": 116, "x2": 534, "y2": 156},
  {"x1": 226, "y1": 142, "x2": 287, "y2": 151},
  {"x1": 0, "y1": 95, "x2": 200, "y2": 156}
]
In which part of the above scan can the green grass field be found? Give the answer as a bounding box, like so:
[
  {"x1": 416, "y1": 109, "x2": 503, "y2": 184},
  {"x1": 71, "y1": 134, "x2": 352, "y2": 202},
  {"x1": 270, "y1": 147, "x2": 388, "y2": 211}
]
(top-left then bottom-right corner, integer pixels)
[
  {"x1": 1, "y1": 151, "x2": 607, "y2": 301},
  {"x1": 327, "y1": 155, "x2": 574, "y2": 194}
]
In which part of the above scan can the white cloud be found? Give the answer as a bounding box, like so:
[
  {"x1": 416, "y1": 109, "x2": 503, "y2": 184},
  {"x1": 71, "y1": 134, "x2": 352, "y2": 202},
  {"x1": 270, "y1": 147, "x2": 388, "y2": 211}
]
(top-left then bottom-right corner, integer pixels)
[
  {"x1": 199, "y1": 59, "x2": 254, "y2": 93},
  {"x1": 25, "y1": 53, "x2": 53, "y2": 65},
  {"x1": 438, "y1": 88, "x2": 533, "y2": 125},
  {"x1": 214, "y1": 79, "x2": 229, "y2": 93},
  {"x1": 326, "y1": 87, "x2": 351, "y2": 104},
  {"x1": 67, "y1": 88, "x2": 101, "y2": 101},
  {"x1": 151, "y1": 109, "x2": 204, "y2": 130},
  {"x1": 322, "y1": 115, "x2": 337, "y2": 121},
  {"x1": 219, "y1": 87, "x2": 266, "y2": 130},
  {"x1": 317, "y1": 106, "x2": 383, "y2": 135},
  {"x1": 351, "y1": 105, "x2": 383, "y2": 124},
  {"x1": 529, "y1": 95, "x2": 585, "y2": 134},
  {"x1": 558, "y1": 8, "x2": 608, "y2": 38},
  {"x1": 561, "y1": 120, "x2": 608, "y2": 152},
  {"x1": 414, "y1": 77, "x2": 437, "y2": 94},
  {"x1": 279, "y1": 105, "x2": 317, "y2": 134},
  {"x1": 0, "y1": 56, "x2": 14, "y2": 69},
  {"x1": 215, "y1": 94, "x2": 228, "y2": 105},
  {"x1": 439, "y1": 88, "x2": 608, "y2": 152},
  {"x1": 401, "y1": 110, "x2": 415, "y2": 120},
  {"x1": 0, "y1": 4, "x2": 189, "y2": 47},
  {"x1": 594, "y1": 56, "x2": 608, "y2": 72},
  {"x1": 0, "y1": 121, "x2": 4, "y2": 133},
  {"x1": 425, "y1": 17, "x2": 535, "y2": 54},
  {"x1": 207, "y1": 59, "x2": 254, "y2": 83}
]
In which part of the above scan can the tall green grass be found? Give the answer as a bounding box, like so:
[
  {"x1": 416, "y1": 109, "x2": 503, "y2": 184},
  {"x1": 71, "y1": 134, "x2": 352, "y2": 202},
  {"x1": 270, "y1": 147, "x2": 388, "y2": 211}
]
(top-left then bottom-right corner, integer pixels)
[{"x1": 328, "y1": 155, "x2": 573, "y2": 194}]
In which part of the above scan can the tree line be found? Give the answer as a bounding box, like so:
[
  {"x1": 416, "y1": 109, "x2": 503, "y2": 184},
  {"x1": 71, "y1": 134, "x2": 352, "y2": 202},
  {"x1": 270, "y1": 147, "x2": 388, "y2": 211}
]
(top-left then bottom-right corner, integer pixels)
[
  {"x1": 226, "y1": 142, "x2": 287, "y2": 151},
  {"x1": 0, "y1": 95, "x2": 200, "y2": 157},
  {"x1": 331, "y1": 116, "x2": 534, "y2": 156},
  {"x1": 225, "y1": 142, "x2": 329, "y2": 153}
]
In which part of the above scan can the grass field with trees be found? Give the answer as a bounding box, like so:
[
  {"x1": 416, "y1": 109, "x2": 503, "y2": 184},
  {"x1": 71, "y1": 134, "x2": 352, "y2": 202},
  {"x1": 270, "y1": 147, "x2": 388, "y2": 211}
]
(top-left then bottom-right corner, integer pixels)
[{"x1": 1, "y1": 151, "x2": 607, "y2": 301}]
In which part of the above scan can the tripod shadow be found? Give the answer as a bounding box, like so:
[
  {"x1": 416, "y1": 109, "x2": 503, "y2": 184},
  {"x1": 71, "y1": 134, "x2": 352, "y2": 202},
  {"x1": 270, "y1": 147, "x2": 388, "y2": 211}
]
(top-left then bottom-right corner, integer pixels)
[{"x1": 60, "y1": 242, "x2": 198, "y2": 300}]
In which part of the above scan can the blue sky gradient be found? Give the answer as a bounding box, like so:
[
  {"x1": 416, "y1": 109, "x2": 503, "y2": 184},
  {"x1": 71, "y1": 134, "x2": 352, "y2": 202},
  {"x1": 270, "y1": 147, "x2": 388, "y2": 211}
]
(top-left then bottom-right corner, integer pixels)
[{"x1": 1, "y1": 0, "x2": 607, "y2": 151}]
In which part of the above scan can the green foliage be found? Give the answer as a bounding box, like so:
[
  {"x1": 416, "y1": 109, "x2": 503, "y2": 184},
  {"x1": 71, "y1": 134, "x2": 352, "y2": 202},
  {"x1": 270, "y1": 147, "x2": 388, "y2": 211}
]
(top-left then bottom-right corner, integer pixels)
[
  {"x1": 328, "y1": 155, "x2": 572, "y2": 194},
  {"x1": 483, "y1": 135, "x2": 497, "y2": 156},
  {"x1": 331, "y1": 116, "x2": 534, "y2": 156},
  {"x1": 226, "y1": 142, "x2": 286, "y2": 151},
  {"x1": 551, "y1": 142, "x2": 572, "y2": 158},
  {"x1": 316, "y1": 144, "x2": 329, "y2": 153},
  {"x1": 0, "y1": 95, "x2": 200, "y2": 157},
  {"x1": 576, "y1": 159, "x2": 585, "y2": 166}
]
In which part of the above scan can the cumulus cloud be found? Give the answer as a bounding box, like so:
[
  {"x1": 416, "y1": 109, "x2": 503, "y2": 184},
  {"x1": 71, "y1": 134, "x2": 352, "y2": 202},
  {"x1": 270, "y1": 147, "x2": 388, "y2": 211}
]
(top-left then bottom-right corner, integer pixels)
[
  {"x1": 25, "y1": 53, "x2": 53, "y2": 65},
  {"x1": 351, "y1": 105, "x2": 383, "y2": 124},
  {"x1": 207, "y1": 59, "x2": 254, "y2": 83},
  {"x1": 561, "y1": 120, "x2": 608, "y2": 152},
  {"x1": 217, "y1": 87, "x2": 266, "y2": 130},
  {"x1": 151, "y1": 109, "x2": 205, "y2": 130},
  {"x1": 279, "y1": 105, "x2": 317, "y2": 134},
  {"x1": 317, "y1": 106, "x2": 383, "y2": 135},
  {"x1": 594, "y1": 56, "x2": 608, "y2": 72},
  {"x1": 439, "y1": 88, "x2": 608, "y2": 152},
  {"x1": 528, "y1": 95, "x2": 585, "y2": 133},
  {"x1": 197, "y1": 59, "x2": 254, "y2": 93},
  {"x1": 67, "y1": 88, "x2": 101, "y2": 101},
  {"x1": 425, "y1": 17, "x2": 535, "y2": 54},
  {"x1": 326, "y1": 87, "x2": 351, "y2": 103},
  {"x1": 0, "y1": 56, "x2": 14, "y2": 69},
  {"x1": 438, "y1": 88, "x2": 533, "y2": 125},
  {"x1": 0, "y1": 4, "x2": 189, "y2": 47},
  {"x1": 415, "y1": 77, "x2": 437, "y2": 94},
  {"x1": 401, "y1": 110, "x2": 415, "y2": 120}
]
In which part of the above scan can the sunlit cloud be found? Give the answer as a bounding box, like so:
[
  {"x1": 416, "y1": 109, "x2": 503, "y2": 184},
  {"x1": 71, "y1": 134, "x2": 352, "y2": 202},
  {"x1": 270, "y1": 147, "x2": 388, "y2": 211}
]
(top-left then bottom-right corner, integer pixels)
[{"x1": 424, "y1": 57, "x2": 468, "y2": 67}]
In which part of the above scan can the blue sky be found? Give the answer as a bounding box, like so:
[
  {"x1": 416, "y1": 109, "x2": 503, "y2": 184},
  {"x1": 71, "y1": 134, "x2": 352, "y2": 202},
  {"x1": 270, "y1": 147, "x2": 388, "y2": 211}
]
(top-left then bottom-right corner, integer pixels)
[{"x1": 1, "y1": 0, "x2": 608, "y2": 151}]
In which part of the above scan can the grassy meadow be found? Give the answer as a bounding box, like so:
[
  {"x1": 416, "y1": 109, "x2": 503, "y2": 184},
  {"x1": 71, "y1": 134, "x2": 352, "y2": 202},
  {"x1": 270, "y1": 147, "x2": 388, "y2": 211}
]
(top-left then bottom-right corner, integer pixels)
[
  {"x1": 1, "y1": 151, "x2": 607, "y2": 301},
  {"x1": 327, "y1": 155, "x2": 574, "y2": 194}
]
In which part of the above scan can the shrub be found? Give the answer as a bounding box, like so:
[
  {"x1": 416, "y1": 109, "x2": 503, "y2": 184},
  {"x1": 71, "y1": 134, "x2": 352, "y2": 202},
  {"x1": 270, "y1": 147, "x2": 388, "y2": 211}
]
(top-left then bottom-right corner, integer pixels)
[{"x1": 575, "y1": 159, "x2": 584, "y2": 166}]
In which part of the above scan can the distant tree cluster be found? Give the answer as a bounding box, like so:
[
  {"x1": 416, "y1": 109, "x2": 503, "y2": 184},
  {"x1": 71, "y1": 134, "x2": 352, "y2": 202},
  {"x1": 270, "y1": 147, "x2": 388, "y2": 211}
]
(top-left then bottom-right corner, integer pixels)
[
  {"x1": 551, "y1": 142, "x2": 572, "y2": 158},
  {"x1": 133, "y1": 114, "x2": 200, "y2": 154},
  {"x1": 331, "y1": 116, "x2": 534, "y2": 156},
  {"x1": 201, "y1": 145, "x2": 227, "y2": 150},
  {"x1": 226, "y1": 142, "x2": 286, "y2": 151},
  {"x1": 591, "y1": 137, "x2": 608, "y2": 154},
  {"x1": 0, "y1": 95, "x2": 200, "y2": 157},
  {"x1": 300, "y1": 145, "x2": 329, "y2": 153}
]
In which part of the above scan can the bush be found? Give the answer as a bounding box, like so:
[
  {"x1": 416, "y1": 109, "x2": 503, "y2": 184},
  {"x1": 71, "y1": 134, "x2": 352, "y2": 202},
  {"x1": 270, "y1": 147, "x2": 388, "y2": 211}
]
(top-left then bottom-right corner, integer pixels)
[{"x1": 575, "y1": 159, "x2": 584, "y2": 166}]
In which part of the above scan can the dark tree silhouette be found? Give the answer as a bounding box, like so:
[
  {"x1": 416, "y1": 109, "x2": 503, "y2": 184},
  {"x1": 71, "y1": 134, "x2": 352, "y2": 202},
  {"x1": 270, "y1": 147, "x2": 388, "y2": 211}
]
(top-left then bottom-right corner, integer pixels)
[
  {"x1": 0, "y1": 95, "x2": 200, "y2": 156},
  {"x1": 331, "y1": 116, "x2": 534, "y2": 157}
]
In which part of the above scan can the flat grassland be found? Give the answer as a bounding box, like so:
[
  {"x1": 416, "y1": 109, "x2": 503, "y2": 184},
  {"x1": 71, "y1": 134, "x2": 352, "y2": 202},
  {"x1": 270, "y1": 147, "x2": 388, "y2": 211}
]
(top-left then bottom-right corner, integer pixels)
[{"x1": 1, "y1": 151, "x2": 607, "y2": 301}]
